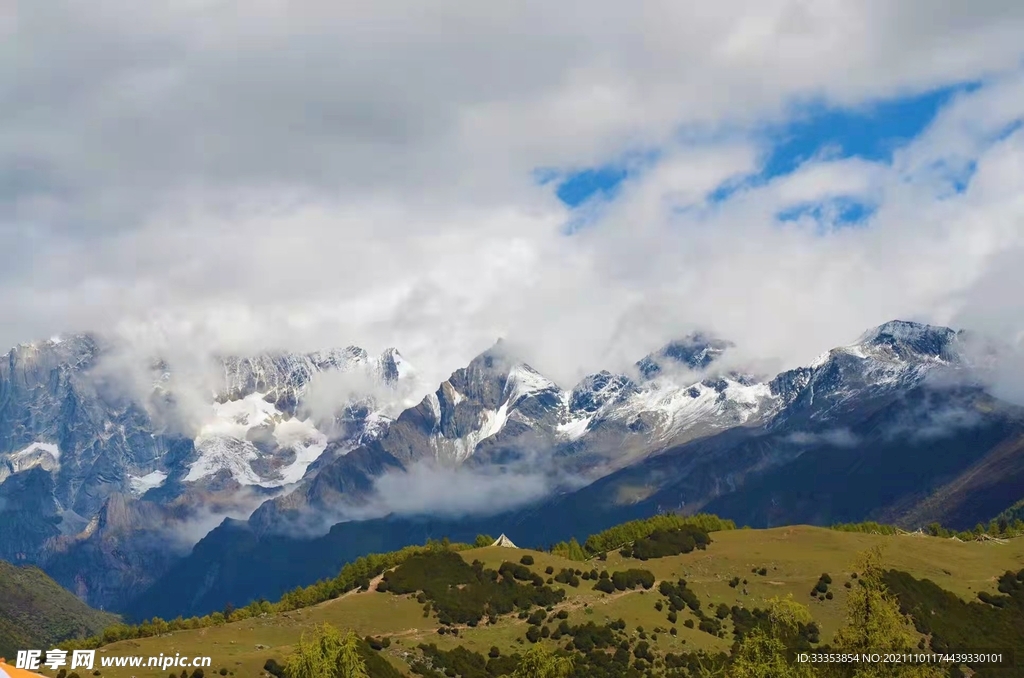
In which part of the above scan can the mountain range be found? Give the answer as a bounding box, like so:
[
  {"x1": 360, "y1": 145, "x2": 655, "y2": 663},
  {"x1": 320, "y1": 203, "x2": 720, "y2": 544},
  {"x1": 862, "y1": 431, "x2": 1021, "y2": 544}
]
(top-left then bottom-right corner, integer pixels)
[{"x1": 2, "y1": 320, "x2": 1022, "y2": 621}]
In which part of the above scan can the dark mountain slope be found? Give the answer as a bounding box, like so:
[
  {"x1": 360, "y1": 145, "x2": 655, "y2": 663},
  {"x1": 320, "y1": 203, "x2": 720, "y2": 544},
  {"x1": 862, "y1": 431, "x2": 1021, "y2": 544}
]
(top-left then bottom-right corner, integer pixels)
[{"x1": 0, "y1": 559, "x2": 119, "y2": 658}]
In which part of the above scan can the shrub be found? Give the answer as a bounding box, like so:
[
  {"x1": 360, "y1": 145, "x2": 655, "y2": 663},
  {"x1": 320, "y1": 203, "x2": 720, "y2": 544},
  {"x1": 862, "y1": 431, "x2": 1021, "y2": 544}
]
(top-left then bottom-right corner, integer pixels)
[
  {"x1": 610, "y1": 569, "x2": 656, "y2": 591},
  {"x1": 619, "y1": 525, "x2": 713, "y2": 560},
  {"x1": 698, "y1": 618, "x2": 722, "y2": 635},
  {"x1": 488, "y1": 646, "x2": 500, "y2": 658},
  {"x1": 381, "y1": 550, "x2": 564, "y2": 626},
  {"x1": 520, "y1": 555, "x2": 535, "y2": 566},
  {"x1": 684, "y1": 619, "x2": 694, "y2": 629},
  {"x1": 526, "y1": 626, "x2": 541, "y2": 643},
  {"x1": 584, "y1": 513, "x2": 735, "y2": 555}
]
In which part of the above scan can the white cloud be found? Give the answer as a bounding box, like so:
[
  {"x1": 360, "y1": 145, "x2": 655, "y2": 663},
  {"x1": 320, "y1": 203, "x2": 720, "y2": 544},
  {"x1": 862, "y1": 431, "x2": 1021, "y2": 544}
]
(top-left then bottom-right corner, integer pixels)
[
  {"x1": 1, "y1": 0, "x2": 1024, "y2": 396},
  {"x1": 367, "y1": 462, "x2": 553, "y2": 519}
]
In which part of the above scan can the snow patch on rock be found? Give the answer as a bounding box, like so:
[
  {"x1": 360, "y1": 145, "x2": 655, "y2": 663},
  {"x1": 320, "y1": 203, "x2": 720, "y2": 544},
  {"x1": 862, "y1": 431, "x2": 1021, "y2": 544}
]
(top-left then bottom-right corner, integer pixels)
[
  {"x1": 556, "y1": 416, "x2": 592, "y2": 441},
  {"x1": 431, "y1": 403, "x2": 510, "y2": 463},
  {"x1": 129, "y1": 470, "x2": 168, "y2": 495},
  {"x1": 272, "y1": 417, "x2": 329, "y2": 485}
]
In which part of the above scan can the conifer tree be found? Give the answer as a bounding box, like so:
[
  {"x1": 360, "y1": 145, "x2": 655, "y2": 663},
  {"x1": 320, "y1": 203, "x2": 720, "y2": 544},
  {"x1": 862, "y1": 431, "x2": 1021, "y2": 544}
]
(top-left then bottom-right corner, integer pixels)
[
  {"x1": 284, "y1": 623, "x2": 368, "y2": 678},
  {"x1": 728, "y1": 596, "x2": 815, "y2": 678},
  {"x1": 825, "y1": 548, "x2": 944, "y2": 678},
  {"x1": 511, "y1": 644, "x2": 574, "y2": 678}
]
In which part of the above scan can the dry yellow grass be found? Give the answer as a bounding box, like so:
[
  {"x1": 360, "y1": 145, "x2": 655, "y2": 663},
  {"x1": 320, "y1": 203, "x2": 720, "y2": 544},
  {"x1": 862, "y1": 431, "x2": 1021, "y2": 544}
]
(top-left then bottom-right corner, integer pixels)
[{"x1": 43, "y1": 527, "x2": 1023, "y2": 678}]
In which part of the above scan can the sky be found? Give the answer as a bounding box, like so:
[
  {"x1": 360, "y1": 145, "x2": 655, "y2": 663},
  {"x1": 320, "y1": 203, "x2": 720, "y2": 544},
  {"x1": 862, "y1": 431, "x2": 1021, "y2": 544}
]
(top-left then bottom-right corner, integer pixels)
[{"x1": 3, "y1": 0, "x2": 1024, "y2": 393}]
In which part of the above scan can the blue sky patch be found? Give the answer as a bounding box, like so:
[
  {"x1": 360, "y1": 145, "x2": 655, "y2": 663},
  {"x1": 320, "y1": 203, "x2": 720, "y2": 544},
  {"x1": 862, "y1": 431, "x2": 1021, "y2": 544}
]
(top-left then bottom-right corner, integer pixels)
[
  {"x1": 554, "y1": 164, "x2": 629, "y2": 207},
  {"x1": 707, "y1": 82, "x2": 980, "y2": 203},
  {"x1": 761, "y1": 84, "x2": 975, "y2": 176},
  {"x1": 545, "y1": 82, "x2": 984, "y2": 213},
  {"x1": 776, "y1": 197, "x2": 876, "y2": 228}
]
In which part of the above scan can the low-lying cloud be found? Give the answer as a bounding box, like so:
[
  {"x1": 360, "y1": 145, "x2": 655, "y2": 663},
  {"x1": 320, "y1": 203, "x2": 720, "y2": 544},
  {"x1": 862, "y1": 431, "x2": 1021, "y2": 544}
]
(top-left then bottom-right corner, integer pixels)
[
  {"x1": 783, "y1": 428, "x2": 862, "y2": 448},
  {"x1": 367, "y1": 462, "x2": 553, "y2": 519}
]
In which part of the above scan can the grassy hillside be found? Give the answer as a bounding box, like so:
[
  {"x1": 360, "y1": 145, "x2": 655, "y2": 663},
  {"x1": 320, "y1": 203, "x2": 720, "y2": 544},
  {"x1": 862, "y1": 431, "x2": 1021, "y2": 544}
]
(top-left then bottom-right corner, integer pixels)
[
  {"x1": 0, "y1": 560, "x2": 120, "y2": 658},
  {"x1": 41, "y1": 524, "x2": 1024, "y2": 677}
]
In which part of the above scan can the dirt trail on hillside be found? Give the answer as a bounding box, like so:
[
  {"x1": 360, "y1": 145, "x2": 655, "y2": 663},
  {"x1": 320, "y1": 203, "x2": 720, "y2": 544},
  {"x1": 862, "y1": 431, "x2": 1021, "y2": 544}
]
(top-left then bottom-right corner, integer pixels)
[{"x1": 320, "y1": 571, "x2": 389, "y2": 607}]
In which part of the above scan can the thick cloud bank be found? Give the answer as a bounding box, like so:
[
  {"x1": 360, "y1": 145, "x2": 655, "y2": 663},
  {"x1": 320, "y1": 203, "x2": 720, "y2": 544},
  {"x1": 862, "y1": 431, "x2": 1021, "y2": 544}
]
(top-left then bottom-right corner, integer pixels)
[{"x1": 2, "y1": 0, "x2": 1024, "y2": 394}]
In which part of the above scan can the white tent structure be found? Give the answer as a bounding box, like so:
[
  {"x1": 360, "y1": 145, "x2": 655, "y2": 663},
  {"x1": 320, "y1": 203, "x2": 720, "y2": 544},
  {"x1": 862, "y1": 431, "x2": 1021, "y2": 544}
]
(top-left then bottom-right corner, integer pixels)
[{"x1": 491, "y1": 533, "x2": 518, "y2": 548}]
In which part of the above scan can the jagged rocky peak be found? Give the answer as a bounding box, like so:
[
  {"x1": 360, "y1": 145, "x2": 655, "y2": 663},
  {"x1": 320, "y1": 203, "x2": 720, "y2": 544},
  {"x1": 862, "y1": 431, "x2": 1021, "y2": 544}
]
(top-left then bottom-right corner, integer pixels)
[
  {"x1": 569, "y1": 371, "x2": 638, "y2": 414},
  {"x1": 447, "y1": 339, "x2": 520, "y2": 410},
  {"x1": 852, "y1": 320, "x2": 961, "y2": 362},
  {"x1": 504, "y1": 363, "x2": 560, "y2": 404},
  {"x1": 219, "y1": 345, "x2": 369, "y2": 399},
  {"x1": 636, "y1": 332, "x2": 733, "y2": 380},
  {"x1": 768, "y1": 320, "x2": 965, "y2": 414},
  {"x1": 375, "y1": 347, "x2": 413, "y2": 385},
  {"x1": 2, "y1": 332, "x2": 101, "y2": 371}
]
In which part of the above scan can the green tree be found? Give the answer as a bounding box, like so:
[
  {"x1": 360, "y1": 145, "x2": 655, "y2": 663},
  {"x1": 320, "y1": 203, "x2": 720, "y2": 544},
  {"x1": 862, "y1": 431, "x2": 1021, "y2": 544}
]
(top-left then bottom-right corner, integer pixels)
[
  {"x1": 511, "y1": 644, "x2": 574, "y2": 678},
  {"x1": 474, "y1": 534, "x2": 494, "y2": 547},
  {"x1": 729, "y1": 596, "x2": 816, "y2": 678},
  {"x1": 826, "y1": 548, "x2": 944, "y2": 678},
  {"x1": 284, "y1": 623, "x2": 368, "y2": 678}
]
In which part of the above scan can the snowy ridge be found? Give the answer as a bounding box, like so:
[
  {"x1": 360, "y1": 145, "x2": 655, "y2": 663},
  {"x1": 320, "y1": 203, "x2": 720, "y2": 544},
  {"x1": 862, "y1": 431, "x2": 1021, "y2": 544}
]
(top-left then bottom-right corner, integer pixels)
[
  {"x1": 504, "y1": 363, "x2": 560, "y2": 406},
  {"x1": 220, "y1": 346, "x2": 369, "y2": 401},
  {"x1": 417, "y1": 321, "x2": 964, "y2": 467},
  {"x1": 181, "y1": 346, "x2": 420, "y2": 486},
  {"x1": 422, "y1": 337, "x2": 773, "y2": 462},
  {"x1": 186, "y1": 392, "x2": 328, "y2": 486}
]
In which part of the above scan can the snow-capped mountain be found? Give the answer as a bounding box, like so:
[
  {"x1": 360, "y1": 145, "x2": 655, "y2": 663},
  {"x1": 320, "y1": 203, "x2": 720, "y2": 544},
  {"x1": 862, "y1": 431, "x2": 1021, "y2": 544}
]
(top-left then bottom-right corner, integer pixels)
[
  {"x1": 137, "y1": 320, "x2": 974, "y2": 542},
  {"x1": 0, "y1": 335, "x2": 416, "y2": 606},
  {"x1": 128, "y1": 319, "x2": 1024, "y2": 622},
  {"x1": 4, "y1": 319, "x2": 1022, "y2": 618},
  {"x1": 767, "y1": 320, "x2": 966, "y2": 426}
]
